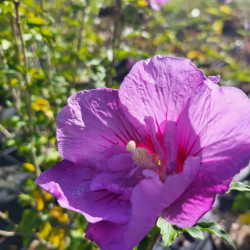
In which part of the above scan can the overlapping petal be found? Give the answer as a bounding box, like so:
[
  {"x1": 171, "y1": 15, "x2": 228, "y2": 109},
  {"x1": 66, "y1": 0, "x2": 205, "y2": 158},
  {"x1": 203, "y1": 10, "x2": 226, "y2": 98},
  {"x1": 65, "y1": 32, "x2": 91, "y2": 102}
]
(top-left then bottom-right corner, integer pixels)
[
  {"x1": 86, "y1": 156, "x2": 200, "y2": 250},
  {"x1": 163, "y1": 80, "x2": 250, "y2": 227},
  {"x1": 119, "y1": 56, "x2": 205, "y2": 136},
  {"x1": 57, "y1": 89, "x2": 142, "y2": 164},
  {"x1": 35, "y1": 160, "x2": 132, "y2": 224}
]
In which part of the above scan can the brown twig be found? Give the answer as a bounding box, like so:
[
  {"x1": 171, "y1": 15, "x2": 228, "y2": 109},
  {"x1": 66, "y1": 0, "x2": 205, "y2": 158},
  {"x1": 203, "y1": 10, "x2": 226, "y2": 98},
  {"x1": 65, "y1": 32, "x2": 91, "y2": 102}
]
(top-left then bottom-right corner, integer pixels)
[
  {"x1": 39, "y1": 0, "x2": 59, "y2": 117},
  {"x1": 0, "y1": 211, "x2": 56, "y2": 249},
  {"x1": 69, "y1": 0, "x2": 88, "y2": 93},
  {"x1": 106, "y1": 0, "x2": 122, "y2": 88},
  {"x1": 10, "y1": 14, "x2": 21, "y2": 62},
  {"x1": 0, "y1": 124, "x2": 12, "y2": 138},
  {"x1": 0, "y1": 211, "x2": 18, "y2": 230},
  {"x1": 0, "y1": 229, "x2": 57, "y2": 249},
  {"x1": 13, "y1": 0, "x2": 40, "y2": 176},
  {"x1": 0, "y1": 44, "x2": 5, "y2": 65}
]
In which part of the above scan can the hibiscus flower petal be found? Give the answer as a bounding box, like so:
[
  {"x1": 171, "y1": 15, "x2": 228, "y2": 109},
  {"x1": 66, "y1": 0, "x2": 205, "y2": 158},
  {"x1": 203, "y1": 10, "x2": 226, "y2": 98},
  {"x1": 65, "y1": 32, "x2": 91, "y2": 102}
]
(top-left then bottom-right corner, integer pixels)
[
  {"x1": 85, "y1": 221, "x2": 126, "y2": 250},
  {"x1": 96, "y1": 144, "x2": 135, "y2": 172},
  {"x1": 57, "y1": 89, "x2": 142, "y2": 164},
  {"x1": 86, "y1": 156, "x2": 200, "y2": 250},
  {"x1": 147, "y1": 0, "x2": 168, "y2": 11},
  {"x1": 119, "y1": 55, "x2": 205, "y2": 136},
  {"x1": 35, "y1": 160, "x2": 131, "y2": 224},
  {"x1": 86, "y1": 176, "x2": 164, "y2": 250},
  {"x1": 164, "y1": 80, "x2": 250, "y2": 227}
]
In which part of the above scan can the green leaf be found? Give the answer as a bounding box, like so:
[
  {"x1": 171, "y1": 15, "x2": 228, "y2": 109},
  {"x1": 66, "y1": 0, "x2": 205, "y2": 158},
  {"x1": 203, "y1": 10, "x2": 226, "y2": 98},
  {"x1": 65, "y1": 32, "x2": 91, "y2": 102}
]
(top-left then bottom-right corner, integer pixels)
[
  {"x1": 228, "y1": 182, "x2": 250, "y2": 192},
  {"x1": 18, "y1": 194, "x2": 34, "y2": 206},
  {"x1": 157, "y1": 217, "x2": 182, "y2": 248},
  {"x1": 183, "y1": 226, "x2": 204, "y2": 240},
  {"x1": 196, "y1": 222, "x2": 236, "y2": 250},
  {"x1": 137, "y1": 235, "x2": 150, "y2": 250},
  {"x1": 18, "y1": 209, "x2": 41, "y2": 231},
  {"x1": 136, "y1": 225, "x2": 159, "y2": 250},
  {"x1": 27, "y1": 16, "x2": 46, "y2": 26},
  {"x1": 18, "y1": 209, "x2": 42, "y2": 247}
]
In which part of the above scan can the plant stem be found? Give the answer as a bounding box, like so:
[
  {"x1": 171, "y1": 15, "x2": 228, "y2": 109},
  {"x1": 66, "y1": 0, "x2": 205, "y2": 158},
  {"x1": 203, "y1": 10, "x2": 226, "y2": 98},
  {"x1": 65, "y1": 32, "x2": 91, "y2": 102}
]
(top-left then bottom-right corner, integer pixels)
[
  {"x1": 0, "y1": 44, "x2": 5, "y2": 65},
  {"x1": 70, "y1": 0, "x2": 88, "y2": 93},
  {"x1": 13, "y1": 0, "x2": 40, "y2": 176},
  {"x1": 10, "y1": 14, "x2": 21, "y2": 63},
  {"x1": 40, "y1": 0, "x2": 59, "y2": 117},
  {"x1": 0, "y1": 229, "x2": 56, "y2": 249},
  {"x1": 148, "y1": 229, "x2": 161, "y2": 250},
  {"x1": 107, "y1": 0, "x2": 122, "y2": 88}
]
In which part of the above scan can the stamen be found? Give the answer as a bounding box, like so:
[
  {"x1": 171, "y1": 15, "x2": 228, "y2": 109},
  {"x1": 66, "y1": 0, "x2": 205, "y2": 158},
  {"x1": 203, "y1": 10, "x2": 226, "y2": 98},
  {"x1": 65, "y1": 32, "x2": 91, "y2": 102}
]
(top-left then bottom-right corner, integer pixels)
[
  {"x1": 126, "y1": 140, "x2": 156, "y2": 168},
  {"x1": 126, "y1": 140, "x2": 136, "y2": 152}
]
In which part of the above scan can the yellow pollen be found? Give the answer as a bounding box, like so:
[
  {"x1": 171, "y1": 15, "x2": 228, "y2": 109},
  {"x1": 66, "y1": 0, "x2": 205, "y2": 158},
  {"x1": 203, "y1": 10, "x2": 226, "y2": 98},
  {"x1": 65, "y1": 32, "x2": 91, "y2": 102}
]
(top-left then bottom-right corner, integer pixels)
[{"x1": 126, "y1": 140, "x2": 156, "y2": 167}]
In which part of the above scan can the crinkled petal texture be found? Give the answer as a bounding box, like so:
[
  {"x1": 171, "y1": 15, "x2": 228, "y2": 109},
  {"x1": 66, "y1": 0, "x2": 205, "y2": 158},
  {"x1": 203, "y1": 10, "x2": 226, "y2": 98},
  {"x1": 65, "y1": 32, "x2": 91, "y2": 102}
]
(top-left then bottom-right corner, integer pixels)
[
  {"x1": 163, "y1": 80, "x2": 250, "y2": 227},
  {"x1": 119, "y1": 55, "x2": 205, "y2": 136},
  {"x1": 57, "y1": 89, "x2": 142, "y2": 164}
]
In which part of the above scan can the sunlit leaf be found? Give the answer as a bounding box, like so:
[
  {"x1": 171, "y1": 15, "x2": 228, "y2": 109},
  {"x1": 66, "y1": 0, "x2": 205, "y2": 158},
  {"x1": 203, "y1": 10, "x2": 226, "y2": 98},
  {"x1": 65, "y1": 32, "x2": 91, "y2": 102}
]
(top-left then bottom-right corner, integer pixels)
[
  {"x1": 23, "y1": 162, "x2": 35, "y2": 172},
  {"x1": 220, "y1": 5, "x2": 231, "y2": 15},
  {"x1": 183, "y1": 226, "x2": 204, "y2": 240},
  {"x1": 229, "y1": 182, "x2": 250, "y2": 192},
  {"x1": 50, "y1": 206, "x2": 69, "y2": 223},
  {"x1": 196, "y1": 222, "x2": 236, "y2": 250},
  {"x1": 39, "y1": 222, "x2": 52, "y2": 240},
  {"x1": 238, "y1": 210, "x2": 250, "y2": 225},
  {"x1": 137, "y1": 235, "x2": 150, "y2": 250},
  {"x1": 213, "y1": 20, "x2": 223, "y2": 35},
  {"x1": 137, "y1": 0, "x2": 147, "y2": 7},
  {"x1": 157, "y1": 217, "x2": 182, "y2": 248},
  {"x1": 27, "y1": 16, "x2": 46, "y2": 26},
  {"x1": 49, "y1": 228, "x2": 65, "y2": 250}
]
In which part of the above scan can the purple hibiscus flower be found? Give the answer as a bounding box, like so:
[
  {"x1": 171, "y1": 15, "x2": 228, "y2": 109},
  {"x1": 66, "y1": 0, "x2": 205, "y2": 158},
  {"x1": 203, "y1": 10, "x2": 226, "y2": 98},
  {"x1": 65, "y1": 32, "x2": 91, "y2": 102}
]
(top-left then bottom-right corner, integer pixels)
[
  {"x1": 36, "y1": 56, "x2": 250, "y2": 250},
  {"x1": 217, "y1": 0, "x2": 232, "y2": 3},
  {"x1": 147, "y1": 0, "x2": 168, "y2": 11},
  {"x1": 244, "y1": 20, "x2": 250, "y2": 30}
]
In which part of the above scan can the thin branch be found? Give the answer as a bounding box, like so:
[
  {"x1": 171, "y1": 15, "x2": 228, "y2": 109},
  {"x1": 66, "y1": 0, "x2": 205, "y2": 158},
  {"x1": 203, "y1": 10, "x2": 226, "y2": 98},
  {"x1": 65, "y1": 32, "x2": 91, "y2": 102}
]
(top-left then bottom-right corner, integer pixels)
[
  {"x1": 0, "y1": 124, "x2": 12, "y2": 138},
  {"x1": 0, "y1": 44, "x2": 5, "y2": 65},
  {"x1": 0, "y1": 211, "x2": 56, "y2": 249},
  {"x1": 0, "y1": 211, "x2": 18, "y2": 230},
  {"x1": 0, "y1": 230, "x2": 17, "y2": 237},
  {"x1": 10, "y1": 14, "x2": 21, "y2": 62},
  {"x1": 107, "y1": 0, "x2": 122, "y2": 88},
  {"x1": 70, "y1": 0, "x2": 88, "y2": 93},
  {"x1": 0, "y1": 229, "x2": 57, "y2": 249},
  {"x1": 13, "y1": 0, "x2": 40, "y2": 176},
  {"x1": 40, "y1": 0, "x2": 60, "y2": 116}
]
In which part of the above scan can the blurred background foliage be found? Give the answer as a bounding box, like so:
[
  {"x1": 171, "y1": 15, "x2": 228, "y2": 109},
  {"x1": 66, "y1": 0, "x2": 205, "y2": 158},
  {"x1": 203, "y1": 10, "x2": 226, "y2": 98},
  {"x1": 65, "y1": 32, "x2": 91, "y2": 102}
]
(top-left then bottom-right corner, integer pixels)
[{"x1": 0, "y1": 0, "x2": 249, "y2": 249}]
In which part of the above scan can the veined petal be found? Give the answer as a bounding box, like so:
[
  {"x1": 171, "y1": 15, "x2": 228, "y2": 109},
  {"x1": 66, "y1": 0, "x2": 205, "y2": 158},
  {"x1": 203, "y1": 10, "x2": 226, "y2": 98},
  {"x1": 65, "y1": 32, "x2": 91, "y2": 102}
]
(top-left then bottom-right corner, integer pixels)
[
  {"x1": 164, "y1": 121, "x2": 179, "y2": 174},
  {"x1": 86, "y1": 156, "x2": 200, "y2": 250},
  {"x1": 119, "y1": 55, "x2": 205, "y2": 136},
  {"x1": 164, "y1": 80, "x2": 250, "y2": 227},
  {"x1": 35, "y1": 160, "x2": 131, "y2": 224},
  {"x1": 86, "y1": 176, "x2": 164, "y2": 250},
  {"x1": 177, "y1": 80, "x2": 250, "y2": 176},
  {"x1": 57, "y1": 89, "x2": 142, "y2": 164}
]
